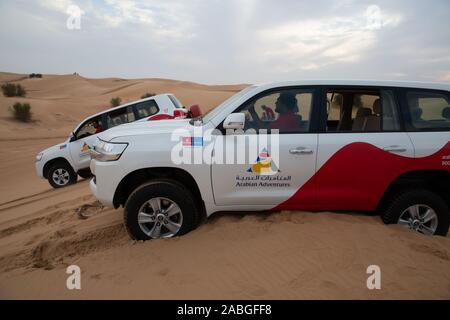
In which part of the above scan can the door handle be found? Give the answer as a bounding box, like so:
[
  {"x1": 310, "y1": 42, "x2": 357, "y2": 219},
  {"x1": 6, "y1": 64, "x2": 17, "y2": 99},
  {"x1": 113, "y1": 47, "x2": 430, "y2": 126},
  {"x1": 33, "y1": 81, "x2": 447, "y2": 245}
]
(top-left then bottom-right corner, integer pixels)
[
  {"x1": 289, "y1": 147, "x2": 314, "y2": 155},
  {"x1": 383, "y1": 145, "x2": 407, "y2": 153}
]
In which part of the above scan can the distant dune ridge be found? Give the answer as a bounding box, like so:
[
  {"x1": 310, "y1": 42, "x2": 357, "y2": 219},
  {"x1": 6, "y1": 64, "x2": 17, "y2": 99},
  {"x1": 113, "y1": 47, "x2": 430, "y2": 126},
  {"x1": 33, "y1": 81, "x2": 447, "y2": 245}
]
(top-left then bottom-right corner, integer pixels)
[{"x1": 0, "y1": 72, "x2": 449, "y2": 299}]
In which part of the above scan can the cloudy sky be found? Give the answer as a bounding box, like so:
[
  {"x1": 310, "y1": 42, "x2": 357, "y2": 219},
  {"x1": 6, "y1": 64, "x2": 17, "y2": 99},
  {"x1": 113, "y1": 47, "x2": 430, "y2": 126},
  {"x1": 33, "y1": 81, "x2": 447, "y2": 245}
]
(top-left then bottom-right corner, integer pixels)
[{"x1": 1, "y1": 0, "x2": 450, "y2": 84}]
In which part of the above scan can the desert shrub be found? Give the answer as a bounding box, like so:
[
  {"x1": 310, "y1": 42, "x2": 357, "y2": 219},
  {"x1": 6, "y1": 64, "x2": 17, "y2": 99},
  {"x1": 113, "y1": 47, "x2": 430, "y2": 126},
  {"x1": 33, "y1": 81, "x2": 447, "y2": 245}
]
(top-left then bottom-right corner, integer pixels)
[
  {"x1": 1, "y1": 84, "x2": 15, "y2": 97},
  {"x1": 29, "y1": 73, "x2": 43, "y2": 78},
  {"x1": 1, "y1": 83, "x2": 26, "y2": 97},
  {"x1": 10, "y1": 102, "x2": 32, "y2": 122},
  {"x1": 110, "y1": 97, "x2": 122, "y2": 107},
  {"x1": 141, "y1": 92, "x2": 156, "y2": 99},
  {"x1": 16, "y1": 84, "x2": 26, "y2": 97}
]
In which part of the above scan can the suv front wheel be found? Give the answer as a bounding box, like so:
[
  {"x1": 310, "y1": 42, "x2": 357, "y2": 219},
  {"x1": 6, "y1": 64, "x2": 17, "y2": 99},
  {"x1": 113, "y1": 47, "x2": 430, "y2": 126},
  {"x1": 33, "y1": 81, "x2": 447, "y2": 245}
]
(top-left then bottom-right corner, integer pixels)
[
  {"x1": 382, "y1": 189, "x2": 450, "y2": 236},
  {"x1": 124, "y1": 179, "x2": 198, "y2": 240},
  {"x1": 47, "y1": 162, "x2": 77, "y2": 188}
]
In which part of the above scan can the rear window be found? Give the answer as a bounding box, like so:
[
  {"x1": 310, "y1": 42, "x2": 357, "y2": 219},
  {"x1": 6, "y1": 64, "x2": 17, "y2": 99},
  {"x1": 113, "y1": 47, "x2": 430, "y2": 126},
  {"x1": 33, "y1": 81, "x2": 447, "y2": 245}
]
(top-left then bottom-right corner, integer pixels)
[
  {"x1": 168, "y1": 95, "x2": 183, "y2": 108},
  {"x1": 107, "y1": 107, "x2": 135, "y2": 128},
  {"x1": 406, "y1": 91, "x2": 450, "y2": 130},
  {"x1": 134, "y1": 100, "x2": 159, "y2": 120}
]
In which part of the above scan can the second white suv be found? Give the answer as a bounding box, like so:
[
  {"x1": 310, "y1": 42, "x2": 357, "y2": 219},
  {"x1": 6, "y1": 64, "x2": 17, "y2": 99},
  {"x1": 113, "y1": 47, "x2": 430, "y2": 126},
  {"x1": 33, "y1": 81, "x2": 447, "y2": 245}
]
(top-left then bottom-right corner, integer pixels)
[
  {"x1": 90, "y1": 80, "x2": 450, "y2": 239},
  {"x1": 35, "y1": 93, "x2": 187, "y2": 188}
]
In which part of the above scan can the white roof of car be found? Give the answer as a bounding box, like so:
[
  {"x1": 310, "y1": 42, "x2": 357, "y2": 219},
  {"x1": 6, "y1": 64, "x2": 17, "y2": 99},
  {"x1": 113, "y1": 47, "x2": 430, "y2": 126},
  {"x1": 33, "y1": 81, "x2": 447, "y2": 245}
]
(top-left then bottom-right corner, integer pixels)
[
  {"x1": 255, "y1": 80, "x2": 450, "y2": 91},
  {"x1": 72, "y1": 93, "x2": 174, "y2": 132},
  {"x1": 84, "y1": 93, "x2": 173, "y2": 120}
]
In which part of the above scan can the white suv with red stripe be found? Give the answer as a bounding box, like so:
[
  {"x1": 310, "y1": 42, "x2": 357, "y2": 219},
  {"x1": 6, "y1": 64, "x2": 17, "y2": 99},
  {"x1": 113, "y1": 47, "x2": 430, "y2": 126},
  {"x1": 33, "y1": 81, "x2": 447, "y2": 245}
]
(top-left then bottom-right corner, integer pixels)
[{"x1": 90, "y1": 81, "x2": 450, "y2": 239}]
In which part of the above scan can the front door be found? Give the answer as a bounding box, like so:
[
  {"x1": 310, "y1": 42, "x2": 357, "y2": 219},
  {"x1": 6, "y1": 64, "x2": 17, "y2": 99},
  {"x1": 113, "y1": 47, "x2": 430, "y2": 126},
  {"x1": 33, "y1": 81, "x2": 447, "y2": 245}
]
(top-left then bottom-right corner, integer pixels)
[
  {"x1": 69, "y1": 116, "x2": 104, "y2": 171},
  {"x1": 211, "y1": 87, "x2": 319, "y2": 209}
]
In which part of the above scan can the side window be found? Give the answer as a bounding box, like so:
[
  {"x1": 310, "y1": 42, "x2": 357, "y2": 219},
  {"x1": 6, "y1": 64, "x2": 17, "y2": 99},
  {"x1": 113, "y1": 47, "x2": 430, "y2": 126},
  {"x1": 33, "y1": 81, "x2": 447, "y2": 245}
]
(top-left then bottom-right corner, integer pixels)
[
  {"x1": 405, "y1": 91, "x2": 450, "y2": 130},
  {"x1": 236, "y1": 88, "x2": 314, "y2": 133},
  {"x1": 134, "y1": 100, "x2": 159, "y2": 120},
  {"x1": 75, "y1": 116, "x2": 103, "y2": 140},
  {"x1": 326, "y1": 89, "x2": 400, "y2": 132},
  {"x1": 107, "y1": 107, "x2": 133, "y2": 129}
]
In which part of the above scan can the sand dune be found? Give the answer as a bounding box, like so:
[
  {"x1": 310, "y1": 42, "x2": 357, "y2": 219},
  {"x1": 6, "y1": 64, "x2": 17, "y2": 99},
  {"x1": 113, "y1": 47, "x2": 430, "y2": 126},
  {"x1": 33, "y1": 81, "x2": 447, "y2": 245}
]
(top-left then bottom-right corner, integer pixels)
[
  {"x1": 0, "y1": 72, "x2": 449, "y2": 299},
  {"x1": 0, "y1": 72, "x2": 247, "y2": 140}
]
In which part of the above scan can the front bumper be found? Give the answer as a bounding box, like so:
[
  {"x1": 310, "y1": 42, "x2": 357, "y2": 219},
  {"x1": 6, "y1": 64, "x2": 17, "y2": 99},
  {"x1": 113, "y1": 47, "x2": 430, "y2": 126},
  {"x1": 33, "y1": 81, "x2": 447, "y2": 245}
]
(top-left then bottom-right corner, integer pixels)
[
  {"x1": 35, "y1": 160, "x2": 44, "y2": 178},
  {"x1": 89, "y1": 159, "x2": 125, "y2": 208}
]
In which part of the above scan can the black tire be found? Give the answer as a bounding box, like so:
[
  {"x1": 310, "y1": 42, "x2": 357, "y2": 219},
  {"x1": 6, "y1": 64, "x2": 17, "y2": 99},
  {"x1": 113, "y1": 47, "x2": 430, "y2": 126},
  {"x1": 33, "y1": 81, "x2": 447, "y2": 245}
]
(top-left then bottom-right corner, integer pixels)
[
  {"x1": 124, "y1": 179, "x2": 199, "y2": 240},
  {"x1": 77, "y1": 169, "x2": 93, "y2": 179},
  {"x1": 381, "y1": 189, "x2": 450, "y2": 236},
  {"x1": 47, "y1": 162, "x2": 77, "y2": 188}
]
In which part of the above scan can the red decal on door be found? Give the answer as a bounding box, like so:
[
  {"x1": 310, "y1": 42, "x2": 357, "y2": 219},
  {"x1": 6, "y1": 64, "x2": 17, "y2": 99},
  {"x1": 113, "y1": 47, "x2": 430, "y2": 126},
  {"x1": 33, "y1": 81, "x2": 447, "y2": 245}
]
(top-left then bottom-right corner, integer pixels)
[{"x1": 273, "y1": 141, "x2": 450, "y2": 212}]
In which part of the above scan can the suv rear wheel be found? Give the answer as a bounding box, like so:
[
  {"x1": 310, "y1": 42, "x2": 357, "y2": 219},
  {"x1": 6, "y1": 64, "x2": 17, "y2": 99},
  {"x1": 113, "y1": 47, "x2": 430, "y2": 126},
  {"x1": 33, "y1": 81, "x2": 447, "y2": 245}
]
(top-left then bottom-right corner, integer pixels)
[
  {"x1": 382, "y1": 189, "x2": 450, "y2": 236},
  {"x1": 47, "y1": 162, "x2": 77, "y2": 188},
  {"x1": 124, "y1": 179, "x2": 198, "y2": 240}
]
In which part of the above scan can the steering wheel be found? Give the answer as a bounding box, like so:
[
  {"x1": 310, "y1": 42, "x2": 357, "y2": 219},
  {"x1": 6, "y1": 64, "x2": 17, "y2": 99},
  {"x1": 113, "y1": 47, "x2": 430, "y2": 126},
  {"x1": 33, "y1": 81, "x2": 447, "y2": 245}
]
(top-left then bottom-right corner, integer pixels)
[{"x1": 247, "y1": 105, "x2": 265, "y2": 130}]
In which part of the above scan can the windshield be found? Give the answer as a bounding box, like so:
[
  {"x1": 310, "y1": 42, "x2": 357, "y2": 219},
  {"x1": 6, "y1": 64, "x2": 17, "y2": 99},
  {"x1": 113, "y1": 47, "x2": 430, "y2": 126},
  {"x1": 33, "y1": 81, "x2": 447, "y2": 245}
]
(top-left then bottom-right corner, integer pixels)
[
  {"x1": 202, "y1": 85, "x2": 257, "y2": 123},
  {"x1": 168, "y1": 94, "x2": 183, "y2": 108}
]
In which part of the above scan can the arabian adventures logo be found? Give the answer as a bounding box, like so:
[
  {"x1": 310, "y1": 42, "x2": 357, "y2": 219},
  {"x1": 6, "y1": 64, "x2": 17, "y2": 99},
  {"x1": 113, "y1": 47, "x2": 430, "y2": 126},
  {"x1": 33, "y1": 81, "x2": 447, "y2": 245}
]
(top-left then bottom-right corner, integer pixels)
[
  {"x1": 247, "y1": 148, "x2": 280, "y2": 175},
  {"x1": 81, "y1": 142, "x2": 91, "y2": 154},
  {"x1": 235, "y1": 148, "x2": 291, "y2": 188}
]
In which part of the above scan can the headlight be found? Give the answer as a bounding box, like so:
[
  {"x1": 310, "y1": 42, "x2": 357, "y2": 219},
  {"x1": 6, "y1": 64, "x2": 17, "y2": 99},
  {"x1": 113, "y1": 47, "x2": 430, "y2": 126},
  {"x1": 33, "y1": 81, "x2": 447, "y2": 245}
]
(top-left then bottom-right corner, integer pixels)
[
  {"x1": 91, "y1": 140, "x2": 128, "y2": 162},
  {"x1": 36, "y1": 152, "x2": 43, "y2": 162}
]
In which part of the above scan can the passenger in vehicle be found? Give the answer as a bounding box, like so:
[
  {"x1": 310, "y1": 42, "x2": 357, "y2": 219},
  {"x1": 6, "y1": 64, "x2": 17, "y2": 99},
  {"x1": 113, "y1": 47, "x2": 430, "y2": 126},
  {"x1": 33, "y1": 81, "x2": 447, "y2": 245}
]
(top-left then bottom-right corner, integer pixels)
[
  {"x1": 249, "y1": 92, "x2": 301, "y2": 131},
  {"x1": 352, "y1": 107, "x2": 372, "y2": 131},
  {"x1": 93, "y1": 120, "x2": 103, "y2": 134},
  {"x1": 114, "y1": 118, "x2": 122, "y2": 126},
  {"x1": 365, "y1": 99, "x2": 382, "y2": 131},
  {"x1": 408, "y1": 97, "x2": 425, "y2": 123}
]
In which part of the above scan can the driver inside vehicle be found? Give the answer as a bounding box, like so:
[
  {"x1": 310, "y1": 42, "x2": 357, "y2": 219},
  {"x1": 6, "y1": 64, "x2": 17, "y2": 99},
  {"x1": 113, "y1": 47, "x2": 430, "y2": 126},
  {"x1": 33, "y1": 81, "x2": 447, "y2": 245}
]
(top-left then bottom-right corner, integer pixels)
[
  {"x1": 76, "y1": 117, "x2": 104, "y2": 139},
  {"x1": 248, "y1": 92, "x2": 302, "y2": 131},
  {"x1": 93, "y1": 120, "x2": 103, "y2": 134}
]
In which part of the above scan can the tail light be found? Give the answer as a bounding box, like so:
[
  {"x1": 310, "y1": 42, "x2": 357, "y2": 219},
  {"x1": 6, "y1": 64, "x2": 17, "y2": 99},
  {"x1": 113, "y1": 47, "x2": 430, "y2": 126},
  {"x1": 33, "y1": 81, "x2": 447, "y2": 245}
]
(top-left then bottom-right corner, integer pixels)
[{"x1": 173, "y1": 109, "x2": 188, "y2": 119}]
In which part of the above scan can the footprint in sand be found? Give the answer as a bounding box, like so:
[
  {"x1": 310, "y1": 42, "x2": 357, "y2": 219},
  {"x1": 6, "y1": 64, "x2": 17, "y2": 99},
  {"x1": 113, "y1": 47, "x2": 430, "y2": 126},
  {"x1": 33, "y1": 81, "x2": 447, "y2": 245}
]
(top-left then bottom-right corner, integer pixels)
[{"x1": 157, "y1": 268, "x2": 170, "y2": 276}]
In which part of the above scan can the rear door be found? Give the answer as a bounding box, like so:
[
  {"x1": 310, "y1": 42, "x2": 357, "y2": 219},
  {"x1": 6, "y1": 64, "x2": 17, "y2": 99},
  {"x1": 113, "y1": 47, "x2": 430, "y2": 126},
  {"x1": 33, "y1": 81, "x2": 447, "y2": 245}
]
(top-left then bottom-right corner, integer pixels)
[{"x1": 315, "y1": 86, "x2": 415, "y2": 211}]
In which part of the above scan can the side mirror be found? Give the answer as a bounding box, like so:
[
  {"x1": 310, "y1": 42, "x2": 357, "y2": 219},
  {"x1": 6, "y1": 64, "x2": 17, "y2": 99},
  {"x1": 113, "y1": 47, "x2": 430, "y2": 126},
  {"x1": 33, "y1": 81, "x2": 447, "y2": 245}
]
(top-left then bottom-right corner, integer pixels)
[
  {"x1": 69, "y1": 132, "x2": 76, "y2": 142},
  {"x1": 223, "y1": 113, "x2": 245, "y2": 130}
]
